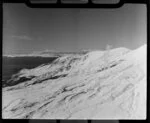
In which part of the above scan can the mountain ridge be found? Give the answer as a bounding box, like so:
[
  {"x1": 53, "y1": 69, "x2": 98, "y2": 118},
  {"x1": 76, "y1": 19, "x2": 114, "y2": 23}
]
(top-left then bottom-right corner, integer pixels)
[{"x1": 2, "y1": 44, "x2": 146, "y2": 119}]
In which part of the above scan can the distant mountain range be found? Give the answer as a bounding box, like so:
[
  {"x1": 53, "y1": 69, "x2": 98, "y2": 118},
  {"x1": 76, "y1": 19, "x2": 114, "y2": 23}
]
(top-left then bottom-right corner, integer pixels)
[{"x1": 3, "y1": 50, "x2": 90, "y2": 58}]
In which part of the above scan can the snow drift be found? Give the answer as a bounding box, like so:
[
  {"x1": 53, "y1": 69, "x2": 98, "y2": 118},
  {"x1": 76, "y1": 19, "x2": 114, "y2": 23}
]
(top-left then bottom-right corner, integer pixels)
[{"x1": 2, "y1": 44, "x2": 147, "y2": 119}]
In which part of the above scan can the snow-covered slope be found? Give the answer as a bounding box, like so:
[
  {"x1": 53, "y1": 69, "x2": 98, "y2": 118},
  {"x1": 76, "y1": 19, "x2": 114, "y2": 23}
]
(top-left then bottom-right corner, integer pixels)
[{"x1": 2, "y1": 45, "x2": 147, "y2": 119}]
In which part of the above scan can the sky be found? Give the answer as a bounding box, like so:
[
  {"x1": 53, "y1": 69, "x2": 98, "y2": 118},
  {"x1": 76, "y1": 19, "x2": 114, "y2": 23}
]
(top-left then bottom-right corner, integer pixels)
[{"x1": 3, "y1": 3, "x2": 146, "y2": 55}]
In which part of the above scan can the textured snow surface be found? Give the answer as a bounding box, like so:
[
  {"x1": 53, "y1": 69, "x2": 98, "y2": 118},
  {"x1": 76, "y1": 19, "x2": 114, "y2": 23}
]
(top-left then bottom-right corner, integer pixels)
[{"x1": 2, "y1": 45, "x2": 147, "y2": 119}]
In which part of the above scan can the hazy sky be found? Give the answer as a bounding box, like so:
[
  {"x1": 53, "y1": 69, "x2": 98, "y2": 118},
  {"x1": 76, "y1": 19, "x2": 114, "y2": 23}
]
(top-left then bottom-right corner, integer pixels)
[{"x1": 3, "y1": 3, "x2": 146, "y2": 55}]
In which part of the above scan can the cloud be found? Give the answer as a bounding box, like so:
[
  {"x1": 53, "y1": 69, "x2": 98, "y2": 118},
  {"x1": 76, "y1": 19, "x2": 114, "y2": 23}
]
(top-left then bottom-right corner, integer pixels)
[{"x1": 11, "y1": 35, "x2": 32, "y2": 40}]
